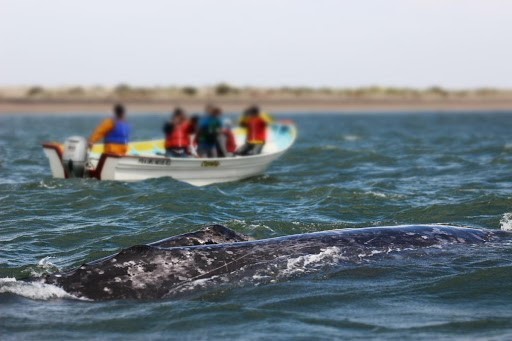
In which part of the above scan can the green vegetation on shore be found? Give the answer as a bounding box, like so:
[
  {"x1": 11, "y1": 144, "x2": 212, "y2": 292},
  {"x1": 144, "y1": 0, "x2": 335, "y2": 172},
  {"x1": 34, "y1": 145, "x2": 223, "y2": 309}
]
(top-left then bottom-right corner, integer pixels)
[{"x1": 1, "y1": 84, "x2": 511, "y2": 102}]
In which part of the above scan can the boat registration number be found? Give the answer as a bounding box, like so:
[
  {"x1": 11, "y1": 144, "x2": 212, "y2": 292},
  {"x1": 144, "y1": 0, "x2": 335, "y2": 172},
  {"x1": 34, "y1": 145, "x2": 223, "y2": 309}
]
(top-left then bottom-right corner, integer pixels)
[
  {"x1": 201, "y1": 161, "x2": 220, "y2": 168},
  {"x1": 138, "y1": 158, "x2": 171, "y2": 166}
]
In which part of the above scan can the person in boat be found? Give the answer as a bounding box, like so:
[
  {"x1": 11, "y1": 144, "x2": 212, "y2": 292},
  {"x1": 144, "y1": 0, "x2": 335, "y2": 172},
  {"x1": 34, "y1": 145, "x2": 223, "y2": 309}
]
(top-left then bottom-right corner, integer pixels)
[
  {"x1": 239, "y1": 107, "x2": 274, "y2": 127},
  {"x1": 188, "y1": 115, "x2": 200, "y2": 157},
  {"x1": 88, "y1": 103, "x2": 131, "y2": 155},
  {"x1": 196, "y1": 105, "x2": 223, "y2": 158},
  {"x1": 236, "y1": 106, "x2": 269, "y2": 156},
  {"x1": 163, "y1": 107, "x2": 195, "y2": 157},
  {"x1": 163, "y1": 107, "x2": 183, "y2": 137},
  {"x1": 218, "y1": 118, "x2": 237, "y2": 157}
]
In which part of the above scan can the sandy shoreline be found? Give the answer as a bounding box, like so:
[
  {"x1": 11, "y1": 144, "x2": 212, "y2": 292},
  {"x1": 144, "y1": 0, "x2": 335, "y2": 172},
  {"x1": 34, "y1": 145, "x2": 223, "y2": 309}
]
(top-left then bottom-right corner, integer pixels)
[{"x1": 1, "y1": 98, "x2": 512, "y2": 115}]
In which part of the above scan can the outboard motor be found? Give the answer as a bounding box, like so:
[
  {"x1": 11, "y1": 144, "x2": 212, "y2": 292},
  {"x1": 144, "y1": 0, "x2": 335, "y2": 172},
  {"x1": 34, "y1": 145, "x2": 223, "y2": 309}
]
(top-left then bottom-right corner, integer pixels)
[{"x1": 62, "y1": 136, "x2": 89, "y2": 178}]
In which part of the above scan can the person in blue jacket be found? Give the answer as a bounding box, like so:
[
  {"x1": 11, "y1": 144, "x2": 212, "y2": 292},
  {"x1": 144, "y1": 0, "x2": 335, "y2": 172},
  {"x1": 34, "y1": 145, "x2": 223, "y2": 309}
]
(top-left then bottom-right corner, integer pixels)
[
  {"x1": 89, "y1": 104, "x2": 132, "y2": 155},
  {"x1": 196, "y1": 105, "x2": 223, "y2": 158}
]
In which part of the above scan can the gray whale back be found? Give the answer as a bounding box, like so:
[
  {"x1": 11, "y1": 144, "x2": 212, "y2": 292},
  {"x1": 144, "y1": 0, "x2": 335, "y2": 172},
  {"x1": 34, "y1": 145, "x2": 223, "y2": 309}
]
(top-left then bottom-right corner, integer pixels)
[
  {"x1": 148, "y1": 224, "x2": 252, "y2": 247},
  {"x1": 41, "y1": 225, "x2": 504, "y2": 300}
]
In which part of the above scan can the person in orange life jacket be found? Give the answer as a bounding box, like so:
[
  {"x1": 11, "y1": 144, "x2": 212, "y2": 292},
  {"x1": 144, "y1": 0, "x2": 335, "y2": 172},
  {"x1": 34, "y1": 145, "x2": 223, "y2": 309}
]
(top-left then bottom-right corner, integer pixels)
[
  {"x1": 236, "y1": 106, "x2": 268, "y2": 156},
  {"x1": 88, "y1": 104, "x2": 131, "y2": 155},
  {"x1": 163, "y1": 108, "x2": 194, "y2": 157}
]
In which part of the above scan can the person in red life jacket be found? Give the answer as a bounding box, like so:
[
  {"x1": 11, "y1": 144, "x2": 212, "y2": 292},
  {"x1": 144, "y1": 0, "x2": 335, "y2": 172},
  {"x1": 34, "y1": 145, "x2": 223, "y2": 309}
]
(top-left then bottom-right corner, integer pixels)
[
  {"x1": 163, "y1": 108, "x2": 195, "y2": 157},
  {"x1": 236, "y1": 106, "x2": 268, "y2": 156},
  {"x1": 218, "y1": 118, "x2": 237, "y2": 156},
  {"x1": 163, "y1": 107, "x2": 183, "y2": 140},
  {"x1": 88, "y1": 104, "x2": 131, "y2": 155}
]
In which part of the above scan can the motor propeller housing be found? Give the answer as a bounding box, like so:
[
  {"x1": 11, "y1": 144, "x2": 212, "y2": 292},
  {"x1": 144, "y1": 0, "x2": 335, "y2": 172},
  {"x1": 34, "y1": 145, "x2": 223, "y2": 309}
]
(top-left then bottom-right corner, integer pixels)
[{"x1": 62, "y1": 136, "x2": 89, "y2": 178}]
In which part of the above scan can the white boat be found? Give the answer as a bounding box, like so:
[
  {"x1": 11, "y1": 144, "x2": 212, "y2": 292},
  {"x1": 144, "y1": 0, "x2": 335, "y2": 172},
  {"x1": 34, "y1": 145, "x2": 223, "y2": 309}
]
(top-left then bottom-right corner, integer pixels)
[{"x1": 42, "y1": 122, "x2": 297, "y2": 186}]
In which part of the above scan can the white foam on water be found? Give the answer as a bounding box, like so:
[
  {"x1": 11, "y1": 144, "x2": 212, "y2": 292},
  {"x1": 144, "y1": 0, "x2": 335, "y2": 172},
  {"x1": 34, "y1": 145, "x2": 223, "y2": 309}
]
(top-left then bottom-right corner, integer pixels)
[
  {"x1": 500, "y1": 213, "x2": 512, "y2": 231},
  {"x1": 215, "y1": 188, "x2": 229, "y2": 196},
  {"x1": 367, "y1": 191, "x2": 387, "y2": 198},
  {"x1": 38, "y1": 180, "x2": 58, "y2": 189},
  {"x1": 228, "y1": 219, "x2": 247, "y2": 227},
  {"x1": 322, "y1": 145, "x2": 341, "y2": 150},
  {"x1": 0, "y1": 277, "x2": 84, "y2": 301},
  {"x1": 38, "y1": 256, "x2": 56, "y2": 268},
  {"x1": 343, "y1": 134, "x2": 361, "y2": 141},
  {"x1": 248, "y1": 223, "x2": 276, "y2": 233},
  {"x1": 25, "y1": 257, "x2": 60, "y2": 277},
  {"x1": 365, "y1": 191, "x2": 405, "y2": 199}
]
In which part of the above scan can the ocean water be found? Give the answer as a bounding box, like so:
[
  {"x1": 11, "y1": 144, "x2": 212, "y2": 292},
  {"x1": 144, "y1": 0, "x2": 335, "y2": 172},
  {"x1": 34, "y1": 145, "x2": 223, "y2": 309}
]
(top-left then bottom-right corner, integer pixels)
[{"x1": 1, "y1": 111, "x2": 512, "y2": 340}]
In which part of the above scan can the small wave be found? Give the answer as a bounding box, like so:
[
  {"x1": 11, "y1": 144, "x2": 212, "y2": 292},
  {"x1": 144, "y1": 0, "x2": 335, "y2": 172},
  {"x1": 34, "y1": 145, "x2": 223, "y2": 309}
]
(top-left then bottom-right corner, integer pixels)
[
  {"x1": 0, "y1": 277, "x2": 82, "y2": 301},
  {"x1": 248, "y1": 223, "x2": 276, "y2": 233},
  {"x1": 39, "y1": 256, "x2": 56, "y2": 268},
  {"x1": 360, "y1": 191, "x2": 405, "y2": 199},
  {"x1": 214, "y1": 187, "x2": 229, "y2": 196},
  {"x1": 22, "y1": 257, "x2": 61, "y2": 277},
  {"x1": 343, "y1": 134, "x2": 361, "y2": 141},
  {"x1": 0, "y1": 178, "x2": 18, "y2": 185},
  {"x1": 367, "y1": 191, "x2": 387, "y2": 198},
  {"x1": 500, "y1": 213, "x2": 512, "y2": 231},
  {"x1": 38, "y1": 180, "x2": 59, "y2": 189},
  {"x1": 321, "y1": 145, "x2": 341, "y2": 151}
]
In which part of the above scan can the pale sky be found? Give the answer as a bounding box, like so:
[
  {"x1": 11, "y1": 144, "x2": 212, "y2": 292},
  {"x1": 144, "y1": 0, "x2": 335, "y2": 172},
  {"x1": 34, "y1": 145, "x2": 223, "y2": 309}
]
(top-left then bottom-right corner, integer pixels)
[{"x1": 1, "y1": 0, "x2": 511, "y2": 88}]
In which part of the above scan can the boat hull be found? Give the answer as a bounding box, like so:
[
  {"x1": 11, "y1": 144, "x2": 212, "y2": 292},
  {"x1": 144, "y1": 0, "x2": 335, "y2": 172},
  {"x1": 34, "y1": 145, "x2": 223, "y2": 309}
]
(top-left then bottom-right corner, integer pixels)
[{"x1": 94, "y1": 150, "x2": 286, "y2": 185}]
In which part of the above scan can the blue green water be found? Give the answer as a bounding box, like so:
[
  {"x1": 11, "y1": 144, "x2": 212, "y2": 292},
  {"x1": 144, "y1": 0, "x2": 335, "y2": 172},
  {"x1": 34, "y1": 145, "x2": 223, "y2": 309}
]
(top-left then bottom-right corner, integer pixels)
[{"x1": 1, "y1": 112, "x2": 512, "y2": 340}]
